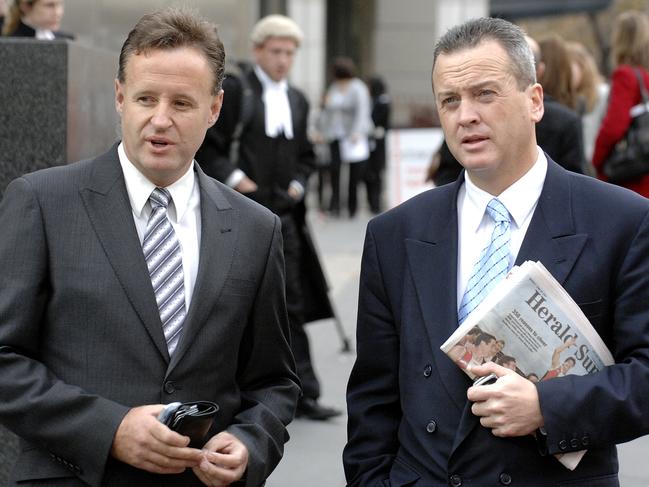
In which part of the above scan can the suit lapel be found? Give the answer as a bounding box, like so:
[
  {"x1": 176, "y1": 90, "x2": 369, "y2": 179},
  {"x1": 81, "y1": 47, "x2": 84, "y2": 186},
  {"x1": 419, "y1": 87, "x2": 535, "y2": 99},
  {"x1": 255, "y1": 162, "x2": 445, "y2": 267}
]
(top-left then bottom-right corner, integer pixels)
[
  {"x1": 405, "y1": 178, "x2": 472, "y2": 412},
  {"x1": 167, "y1": 167, "x2": 236, "y2": 372},
  {"x1": 516, "y1": 159, "x2": 588, "y2": 283},
  {"x1": 79, "y1": 145, "x2": 169, "y2": 361}
]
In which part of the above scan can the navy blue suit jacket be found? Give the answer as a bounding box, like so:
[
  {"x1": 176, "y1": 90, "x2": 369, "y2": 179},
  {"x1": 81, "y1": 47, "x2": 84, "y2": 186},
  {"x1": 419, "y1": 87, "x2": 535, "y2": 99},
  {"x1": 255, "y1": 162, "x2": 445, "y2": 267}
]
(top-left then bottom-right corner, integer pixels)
[{"x1": 344, "y1": 158, "x2": 649, "y2": 486}]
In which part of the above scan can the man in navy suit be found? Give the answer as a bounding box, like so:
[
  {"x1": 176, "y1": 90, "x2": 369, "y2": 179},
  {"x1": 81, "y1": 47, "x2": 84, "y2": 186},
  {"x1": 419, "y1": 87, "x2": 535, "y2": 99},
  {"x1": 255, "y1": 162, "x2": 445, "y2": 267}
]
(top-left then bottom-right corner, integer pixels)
[{"x1": 344, "y1": 17, "x2": 649, "y2": 486}]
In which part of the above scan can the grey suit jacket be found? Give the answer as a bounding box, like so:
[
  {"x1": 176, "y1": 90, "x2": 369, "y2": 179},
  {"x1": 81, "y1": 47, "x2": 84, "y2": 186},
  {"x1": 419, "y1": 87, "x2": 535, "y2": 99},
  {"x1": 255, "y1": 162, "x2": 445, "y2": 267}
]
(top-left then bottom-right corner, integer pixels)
[{"x1": 0, "y1": 145, "x2": 300, "y2": 486}]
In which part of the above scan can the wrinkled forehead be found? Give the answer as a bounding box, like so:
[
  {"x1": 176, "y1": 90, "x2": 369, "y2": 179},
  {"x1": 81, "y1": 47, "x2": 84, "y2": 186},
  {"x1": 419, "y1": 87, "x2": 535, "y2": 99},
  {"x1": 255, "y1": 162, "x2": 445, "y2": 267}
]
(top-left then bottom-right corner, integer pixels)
[{"x1": 432, "y1": 40, "x2": 515, "y2": 91}]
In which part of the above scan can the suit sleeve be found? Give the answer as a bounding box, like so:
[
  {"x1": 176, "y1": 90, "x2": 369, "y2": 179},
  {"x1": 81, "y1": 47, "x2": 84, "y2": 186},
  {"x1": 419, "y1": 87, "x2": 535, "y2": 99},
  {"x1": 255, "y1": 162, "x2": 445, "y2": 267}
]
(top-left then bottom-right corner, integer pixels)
[
  {"x1": 0, "y1": 177, "x2": 128, "y2": 487},
  {"x1": 343, "y1": 224, "x2": 401, "y2": 486},
  {"x1": 226, "y1": 214, "x2": 301, "y2": 486},
  {"x1": 195, "y1": 75, "x2": 243, "y2": 183},
  {"x1": 536, "y1": 207, "x2": 649, "y2": 455}
]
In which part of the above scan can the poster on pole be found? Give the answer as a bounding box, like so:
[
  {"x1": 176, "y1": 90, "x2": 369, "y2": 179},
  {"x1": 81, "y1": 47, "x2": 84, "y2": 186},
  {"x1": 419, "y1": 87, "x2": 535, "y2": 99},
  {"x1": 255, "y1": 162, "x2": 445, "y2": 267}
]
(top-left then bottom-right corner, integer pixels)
[{"x1": 386, "y1": 128, "x2": 444, "y2": 208}]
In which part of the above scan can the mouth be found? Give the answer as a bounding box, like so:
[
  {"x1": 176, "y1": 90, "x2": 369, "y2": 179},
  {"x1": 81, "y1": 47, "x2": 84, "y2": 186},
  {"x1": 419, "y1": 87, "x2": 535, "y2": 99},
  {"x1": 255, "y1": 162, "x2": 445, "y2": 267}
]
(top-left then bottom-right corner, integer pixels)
[
  {"x1": 461, "y1": 134, "x2": 489, "y2": 146},
  {"x1": 146, "y1": 137, "x2": 174, "y2": 150}
]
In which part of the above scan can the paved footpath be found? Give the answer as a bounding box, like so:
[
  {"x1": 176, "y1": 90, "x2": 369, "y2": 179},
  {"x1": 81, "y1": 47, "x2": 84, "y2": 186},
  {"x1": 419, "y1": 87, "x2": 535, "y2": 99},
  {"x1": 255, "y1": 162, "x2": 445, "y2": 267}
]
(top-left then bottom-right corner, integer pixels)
[{"x1": 266, "y1": 207, "x2": 649, "y2": 487}]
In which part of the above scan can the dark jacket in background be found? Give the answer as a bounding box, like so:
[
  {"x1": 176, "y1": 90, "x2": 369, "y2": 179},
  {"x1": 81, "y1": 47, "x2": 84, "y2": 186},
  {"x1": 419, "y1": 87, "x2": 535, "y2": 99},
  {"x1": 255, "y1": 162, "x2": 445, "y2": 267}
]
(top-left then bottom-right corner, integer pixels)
[{"x1": 7, "y1": 19, "x2": 74, "y2": 39}]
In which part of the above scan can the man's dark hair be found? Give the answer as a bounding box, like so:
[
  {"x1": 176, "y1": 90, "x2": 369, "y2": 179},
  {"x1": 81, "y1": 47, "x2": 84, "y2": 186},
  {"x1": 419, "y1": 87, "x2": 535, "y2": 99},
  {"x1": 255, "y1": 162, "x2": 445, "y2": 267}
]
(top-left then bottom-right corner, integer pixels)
[
  {"x1": 432, "y1": 17, "x2": 535, "y2": 91},
  {"x1": 117, "y1": 7, "x2": 225, "y2": 94},
  {"x1": 475, "y1": 332, "x2": 496, "y2": 347},
  {"x1": 496, "y1": 355, "x2": 516, "y2": 367},
  {"x1": 564, "y1": 357, "x2": 576, "y2": 366}
]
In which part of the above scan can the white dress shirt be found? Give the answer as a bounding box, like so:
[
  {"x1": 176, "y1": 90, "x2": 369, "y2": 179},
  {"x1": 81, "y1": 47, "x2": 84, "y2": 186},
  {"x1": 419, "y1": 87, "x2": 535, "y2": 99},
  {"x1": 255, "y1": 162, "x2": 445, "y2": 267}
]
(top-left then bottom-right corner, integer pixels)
[
  {"x1": 456, "y1": 148, "x2": 548, "y2": 310},
  {"x1": 118, "y1": 143, "x2": 201, "y2": 309}
]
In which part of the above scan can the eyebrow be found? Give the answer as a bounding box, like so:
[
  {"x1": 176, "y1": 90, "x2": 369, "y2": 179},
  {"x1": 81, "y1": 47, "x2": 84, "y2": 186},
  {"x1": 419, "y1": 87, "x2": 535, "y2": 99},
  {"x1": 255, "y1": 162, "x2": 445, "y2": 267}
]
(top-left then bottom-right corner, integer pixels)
[{"x1": 436, "y1": 80, "x2": 499, "y2": 99}]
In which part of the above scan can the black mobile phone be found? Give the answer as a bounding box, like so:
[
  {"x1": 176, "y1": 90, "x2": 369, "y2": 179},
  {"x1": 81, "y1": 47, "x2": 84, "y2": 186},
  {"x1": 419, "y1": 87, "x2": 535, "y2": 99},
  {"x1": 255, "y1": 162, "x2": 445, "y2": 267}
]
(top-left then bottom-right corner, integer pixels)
[
  {"x1": 158, "y1": 401, "x2": 219, "y2": 448},
  {"x1": 473, "y1": 373, "x2": 498, "y2": 386}
]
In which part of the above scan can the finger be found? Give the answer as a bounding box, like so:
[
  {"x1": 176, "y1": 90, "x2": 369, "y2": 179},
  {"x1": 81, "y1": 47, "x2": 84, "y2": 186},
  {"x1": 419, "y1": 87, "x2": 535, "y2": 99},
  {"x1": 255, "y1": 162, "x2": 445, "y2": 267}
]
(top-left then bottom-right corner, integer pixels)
[
  {"x1": 150, "y1": 422, "x2": 192, "y2": 448},
  {"x1": 197, "y1": 457, "x2": 244, "y2": 485},
  {"x1": 203, "y1": 450, "x2": 245, "y2": 469},
  {"x1": 470, "y1": 361, "x2": 512, "y2": 378}
]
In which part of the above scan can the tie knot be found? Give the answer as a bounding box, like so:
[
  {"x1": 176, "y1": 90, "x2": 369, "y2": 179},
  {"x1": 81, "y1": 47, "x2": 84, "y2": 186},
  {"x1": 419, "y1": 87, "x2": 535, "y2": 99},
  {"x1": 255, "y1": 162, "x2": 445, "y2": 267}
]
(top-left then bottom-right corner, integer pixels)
[
  {"x1": 150, "y1": 187, "x2": 171, "y2": 209},
  {"x1": 486, "y1": 198, "x2": 510, "y2": 224}
]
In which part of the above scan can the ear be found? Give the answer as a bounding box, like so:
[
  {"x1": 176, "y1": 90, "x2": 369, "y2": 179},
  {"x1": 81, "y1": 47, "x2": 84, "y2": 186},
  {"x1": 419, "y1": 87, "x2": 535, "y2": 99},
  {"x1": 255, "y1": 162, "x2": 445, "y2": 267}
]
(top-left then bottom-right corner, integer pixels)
[
  {"x1": 115, "y1": 79, "x2": 124, "y2": 115},
  {"x1": 529, "y1": 83, "x2": 544, "y2": 123},
  {"x1": 207, "y1": 89, "x2": 224, "y2": 127}
]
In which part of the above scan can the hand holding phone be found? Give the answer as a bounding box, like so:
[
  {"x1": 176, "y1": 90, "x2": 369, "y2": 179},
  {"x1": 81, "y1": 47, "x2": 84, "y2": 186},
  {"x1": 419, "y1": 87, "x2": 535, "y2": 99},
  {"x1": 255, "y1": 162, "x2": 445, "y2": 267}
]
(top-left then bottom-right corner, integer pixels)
[{"x1": 157, "y1": 401, "x2": 219, "y2": 448}]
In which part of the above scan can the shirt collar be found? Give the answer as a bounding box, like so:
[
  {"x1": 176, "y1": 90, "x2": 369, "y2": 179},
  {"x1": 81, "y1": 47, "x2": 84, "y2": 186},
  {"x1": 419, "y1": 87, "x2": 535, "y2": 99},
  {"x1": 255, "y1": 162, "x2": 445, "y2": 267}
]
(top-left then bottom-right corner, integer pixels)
[
  {"x1": 117, "y1": 142, "x2": 196, "y2": 223},
  {"x1": 463, "y1": 147, "x2": 548, "y2": 231},
  {"x1": 254, "y1": 64, "x2": 288, "y2": 92}
]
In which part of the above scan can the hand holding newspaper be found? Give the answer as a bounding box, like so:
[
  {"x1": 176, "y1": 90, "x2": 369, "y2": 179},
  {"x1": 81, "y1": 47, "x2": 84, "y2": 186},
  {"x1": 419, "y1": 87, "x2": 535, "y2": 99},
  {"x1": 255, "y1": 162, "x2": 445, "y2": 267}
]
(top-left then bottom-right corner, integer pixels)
[{"x1": 440, "y1": 261, "x2": 614, "y2": 470}]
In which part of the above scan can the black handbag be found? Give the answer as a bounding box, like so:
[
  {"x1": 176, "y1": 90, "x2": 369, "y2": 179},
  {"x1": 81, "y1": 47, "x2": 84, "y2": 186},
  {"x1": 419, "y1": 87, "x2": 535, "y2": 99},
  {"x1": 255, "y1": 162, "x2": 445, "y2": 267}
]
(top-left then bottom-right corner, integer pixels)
[{"x1": 603, "y1": 68, "x2": 649, "y2": 184}]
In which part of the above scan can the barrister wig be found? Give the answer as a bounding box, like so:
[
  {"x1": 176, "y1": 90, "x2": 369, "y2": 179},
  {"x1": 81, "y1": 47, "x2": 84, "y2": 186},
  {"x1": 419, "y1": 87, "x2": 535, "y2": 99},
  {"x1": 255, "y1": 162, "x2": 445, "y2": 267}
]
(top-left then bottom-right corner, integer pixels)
[{"x1": 250, "y1": 14, "x2": 303, "y2": 47}]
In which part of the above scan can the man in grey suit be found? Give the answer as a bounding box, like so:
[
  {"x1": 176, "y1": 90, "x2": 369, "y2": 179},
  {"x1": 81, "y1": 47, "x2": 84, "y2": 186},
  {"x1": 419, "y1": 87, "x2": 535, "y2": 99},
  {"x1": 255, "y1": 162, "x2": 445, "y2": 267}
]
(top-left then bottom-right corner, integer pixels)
[{"x1": 0, "y1": 7, "x2": 299, "y2": 486}]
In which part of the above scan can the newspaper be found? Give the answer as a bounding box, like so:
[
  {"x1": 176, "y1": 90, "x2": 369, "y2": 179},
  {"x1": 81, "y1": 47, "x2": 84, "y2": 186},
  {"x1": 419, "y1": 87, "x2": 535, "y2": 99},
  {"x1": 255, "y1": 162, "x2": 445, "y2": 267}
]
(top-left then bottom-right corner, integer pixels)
[{"x1": 440, "y1": 260, "x2": 614, "y2": 470}]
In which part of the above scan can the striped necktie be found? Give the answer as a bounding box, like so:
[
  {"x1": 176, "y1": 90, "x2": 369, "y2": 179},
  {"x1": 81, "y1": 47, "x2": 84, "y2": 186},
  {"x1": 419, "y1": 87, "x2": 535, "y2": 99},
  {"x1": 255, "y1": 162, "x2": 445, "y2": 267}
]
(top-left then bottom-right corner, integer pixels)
[
  {"x1": 457, "y1": 198, "x2": 512, "y2": 324},
  {"x1": 142, "y1": 187, "x2": 185, "y2": 355}
]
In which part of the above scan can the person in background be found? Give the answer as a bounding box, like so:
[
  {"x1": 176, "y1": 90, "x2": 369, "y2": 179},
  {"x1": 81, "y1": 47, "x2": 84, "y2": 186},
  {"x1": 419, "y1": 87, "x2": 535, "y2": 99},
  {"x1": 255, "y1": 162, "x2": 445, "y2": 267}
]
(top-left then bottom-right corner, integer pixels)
[
  {"x1": 365, "y1": 76, "x2": 391, "y2": 214},
  {"x1": 196, "y1": 15, "x2": 340, "y2": 421},
  {"x1": 1, "y1": 0, "x2": 73, "y2": 39},
  {"x1": 567, "y1": 41, "x2": 610, "y2": 171},
  {"x1": 0, "y1": 7, "x2": 299, "y2": 485},
  {"x1": 593, "y1": 10, "x2": 649, "y2": 197},
  {"x1": 320, "y1": 57, "x2": 373, "y2": 217},
  {"x1": 0, "y1": 0, "x2": 6, "y2": 32},
  {"x1": 535, "y1": 34, "x2": 585, "y2": 173},
  {"x1": 345, "y1": 17, "x2": 649, "y2": 486}
]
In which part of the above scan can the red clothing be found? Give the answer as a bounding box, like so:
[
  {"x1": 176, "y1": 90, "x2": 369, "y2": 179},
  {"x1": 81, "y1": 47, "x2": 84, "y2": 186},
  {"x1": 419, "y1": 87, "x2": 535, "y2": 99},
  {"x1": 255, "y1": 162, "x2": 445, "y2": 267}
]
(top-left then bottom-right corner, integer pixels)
[{"x1": 592, "y1": 64, "x2": 649, "y2": 197}]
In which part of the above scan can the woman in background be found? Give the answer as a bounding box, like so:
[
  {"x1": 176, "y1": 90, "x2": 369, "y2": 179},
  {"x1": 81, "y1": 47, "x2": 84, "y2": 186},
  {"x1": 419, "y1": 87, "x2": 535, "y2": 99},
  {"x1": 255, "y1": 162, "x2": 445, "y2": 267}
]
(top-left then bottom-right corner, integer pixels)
[
  {"x1": 567, "y1": 41, "x2": 609, "y2": 170},
  {"x1": 592, "y1": 11, "x2": 649, "y2": 197},
  {"x1": 320, "y1": 57, "x2": 373, "y2": 217},
  {"x1": 1, "y1": 0, "x2": 72, "y2": 39}
]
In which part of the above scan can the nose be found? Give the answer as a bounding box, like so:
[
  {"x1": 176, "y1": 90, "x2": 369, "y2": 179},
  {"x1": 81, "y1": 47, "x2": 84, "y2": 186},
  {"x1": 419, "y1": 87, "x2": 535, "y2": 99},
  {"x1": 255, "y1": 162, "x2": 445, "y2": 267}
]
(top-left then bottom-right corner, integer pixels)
[
  {"x1": 457, "y1": 100, "x2": 480, "y2": 126},
  {"x1": 150, "y1": 104, "x2": 173, "y2": 129}
]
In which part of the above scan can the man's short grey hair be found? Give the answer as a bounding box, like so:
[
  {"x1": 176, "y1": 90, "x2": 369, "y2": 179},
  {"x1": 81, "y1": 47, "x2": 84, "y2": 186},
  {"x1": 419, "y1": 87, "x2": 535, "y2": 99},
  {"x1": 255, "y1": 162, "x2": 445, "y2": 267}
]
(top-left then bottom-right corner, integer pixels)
[
  {"x1": 250, "y1": 14, "x2": 303, "y2": 47},
  {"x1": 432, "y1": 17, "x2": 536, "y2": 91}
]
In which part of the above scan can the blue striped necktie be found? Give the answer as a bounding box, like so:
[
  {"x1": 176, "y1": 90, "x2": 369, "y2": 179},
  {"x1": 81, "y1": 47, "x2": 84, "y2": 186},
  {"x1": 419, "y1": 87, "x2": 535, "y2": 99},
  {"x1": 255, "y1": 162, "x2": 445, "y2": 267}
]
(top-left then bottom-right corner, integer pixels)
[
  {"x1": 457, "y1": 198, "x2": 512, "y2": 324},
  {"x1": 142, "y1": 187, "x2": 186, "y2": 355}
]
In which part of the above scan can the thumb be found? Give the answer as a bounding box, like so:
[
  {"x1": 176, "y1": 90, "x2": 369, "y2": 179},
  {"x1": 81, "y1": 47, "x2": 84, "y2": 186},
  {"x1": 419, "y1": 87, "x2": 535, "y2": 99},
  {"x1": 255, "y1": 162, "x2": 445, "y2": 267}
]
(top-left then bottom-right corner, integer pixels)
[{"x1": 471, "y1": 361, "x2": 512, "y2": 378}]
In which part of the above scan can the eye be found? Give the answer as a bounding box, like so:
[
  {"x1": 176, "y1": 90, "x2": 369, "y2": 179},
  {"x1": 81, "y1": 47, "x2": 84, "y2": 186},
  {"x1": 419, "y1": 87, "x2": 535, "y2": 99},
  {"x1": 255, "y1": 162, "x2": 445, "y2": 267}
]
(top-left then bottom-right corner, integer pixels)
[
  {"x1": 478, "y1": 89, "x2": 496, "y2": 99},
  {"x1": 441, "y1": 95, "x2": 460, "y2": 108},
  {"x1": 137, "y1": 96, "x2": 155, "y2": 105},
  {"x1": 174, "y1": 99, "x2": 193, "y2": 109}
]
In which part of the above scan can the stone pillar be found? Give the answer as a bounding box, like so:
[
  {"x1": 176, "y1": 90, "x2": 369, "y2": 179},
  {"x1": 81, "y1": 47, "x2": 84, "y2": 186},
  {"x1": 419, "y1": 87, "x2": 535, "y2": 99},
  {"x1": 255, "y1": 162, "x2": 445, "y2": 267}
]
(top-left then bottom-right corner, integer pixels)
[{"x1": 0, "y1": 39, "x2": 119, "y2": 196}]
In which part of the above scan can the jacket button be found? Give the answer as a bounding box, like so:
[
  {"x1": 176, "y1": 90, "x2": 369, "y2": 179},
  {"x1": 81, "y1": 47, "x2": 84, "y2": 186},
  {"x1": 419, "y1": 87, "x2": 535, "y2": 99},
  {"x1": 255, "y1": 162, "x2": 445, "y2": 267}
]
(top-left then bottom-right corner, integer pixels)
[
  {"x1": 581, "y1": 435, "x2": 590, "y2": 447},
  {"x1": 559, "y1": 439, "x2": 568, "y2": 451},
  {"x1": 163, "y1": 381, "x2": 176, "y2": 394},
  {"x1": 570, "y1": 438, "x2": 579, "y2": 449},
  {"x1": 423, "y1": 364, "x2": 433, "y2": 377},
  {"x1": 449, "y1": 474, "x2": 462, "y2": 486},
  {"x1": 499, "y1": 473, "x2": 512, "y2": 485},
  {"x1": 426, "y1": 420, "x2": 437, "y2": 433}
]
